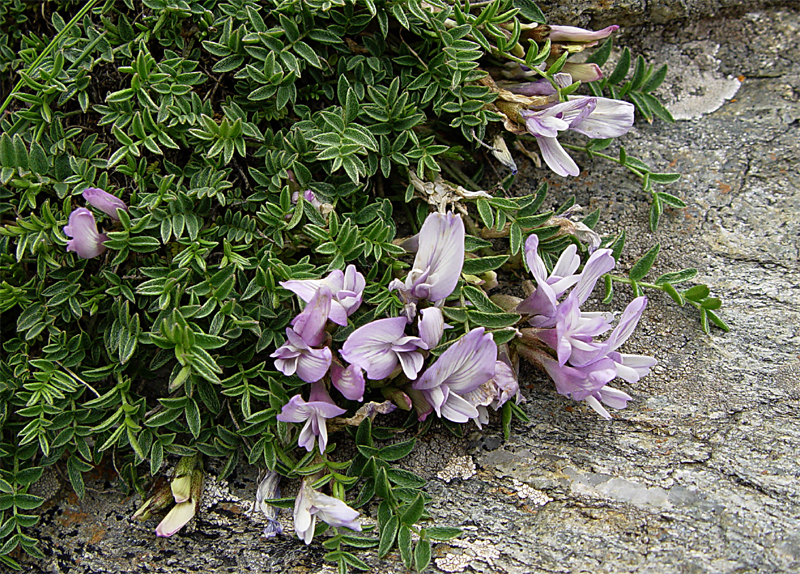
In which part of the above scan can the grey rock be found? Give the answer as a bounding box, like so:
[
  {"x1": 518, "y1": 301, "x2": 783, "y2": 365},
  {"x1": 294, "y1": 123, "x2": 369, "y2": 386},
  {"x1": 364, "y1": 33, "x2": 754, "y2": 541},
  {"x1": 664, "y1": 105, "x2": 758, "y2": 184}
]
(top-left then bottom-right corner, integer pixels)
[{"x1": 23, "y1": 6, "x2": 800, "y2": 574}]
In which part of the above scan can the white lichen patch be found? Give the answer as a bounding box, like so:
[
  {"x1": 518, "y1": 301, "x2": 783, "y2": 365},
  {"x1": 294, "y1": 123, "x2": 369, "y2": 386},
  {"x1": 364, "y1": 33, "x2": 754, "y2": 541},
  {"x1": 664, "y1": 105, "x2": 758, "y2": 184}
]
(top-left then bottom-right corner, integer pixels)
[
  {"x1": 436, "y1": 455, "x2": 476, "y2": 483},
  {"x1": 435, "y1": 539, "x2": 500, "y2": 572},
  {"x1": 511, "y1": 479, "x2": 552, "y2": 506}
]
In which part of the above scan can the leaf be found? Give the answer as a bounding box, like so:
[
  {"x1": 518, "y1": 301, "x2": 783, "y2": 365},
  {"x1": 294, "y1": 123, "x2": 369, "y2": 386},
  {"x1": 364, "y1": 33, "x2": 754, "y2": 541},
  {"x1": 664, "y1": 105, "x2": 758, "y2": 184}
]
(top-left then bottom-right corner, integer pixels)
[
  {"x1": 462, "y1": 256, "x2": 508, "y2": 275},
  {"x1": 683, "y1": 285, "x2": 710, "y2": 302},
  {"x1": 628, "y1": 244, "x2": 660, "y2": 282},
  {"x1": 654, "y1": 268, "x2": 697, "y2": 285},
  {"x1": 400, "y1": 494, "x2": 425, "y2": 525},
  {"x1": 587, "y1": 37, "x2": 613, "y2": 67},
  {"x1": 398, "y1": 525, "x2": 413, "y2": 568},
  {"x1": 414, "y1": 538, "x2": 431, "y2": 572},
  {"x1": 378, "y1": 515, "x2": 398, "y2": 557},
  {"x1": 608, "y1": 47, "x2": 631, "y2": 85},
  {"x1": 513, "y1": 0, "x2": 546, "y2": 24}
]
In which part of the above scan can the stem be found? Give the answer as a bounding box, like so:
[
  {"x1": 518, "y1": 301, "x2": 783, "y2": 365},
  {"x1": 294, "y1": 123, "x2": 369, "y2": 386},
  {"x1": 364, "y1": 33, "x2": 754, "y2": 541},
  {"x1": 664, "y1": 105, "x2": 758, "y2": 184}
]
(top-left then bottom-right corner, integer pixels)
[{"x1": 0, "y1": 0, "x2": 101, "y2": 119}]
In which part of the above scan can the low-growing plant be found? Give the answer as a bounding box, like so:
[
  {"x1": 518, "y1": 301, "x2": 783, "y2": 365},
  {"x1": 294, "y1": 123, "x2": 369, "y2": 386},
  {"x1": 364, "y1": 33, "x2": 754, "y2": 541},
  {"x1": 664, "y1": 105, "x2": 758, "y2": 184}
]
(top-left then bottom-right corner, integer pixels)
[{"x1": 0, "y1": 0, "x2": 727, "y2": 570}]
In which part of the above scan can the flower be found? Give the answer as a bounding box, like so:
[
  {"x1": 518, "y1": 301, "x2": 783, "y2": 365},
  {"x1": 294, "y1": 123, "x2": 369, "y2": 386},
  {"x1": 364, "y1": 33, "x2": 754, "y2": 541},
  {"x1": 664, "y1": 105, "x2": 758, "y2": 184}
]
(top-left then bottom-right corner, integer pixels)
[
  {"x1": 389, "y1": 212, "x2": 465, "y2": 311},
  {"x1": 293, "y1": 480, "x2": 362, "y2": 545},
  {"x1": 82, "y1": 187, "x2": 127, "y2": 220},
  {"x1": 255, "y1": 471, "x2": 284, "y2": 538},
  {"x1": 547, "y1": 24, "x2": 619, "y2": 43},
  {"x1": 418, "y1": 307, "x2": 447, "y2": 350},
  {"x1": 156, "y1": 468, "x2": 204, "y2": 537},
  {"x1": 412, "y1": 328, "x2": 497, "y2": 423},
  {"x1": 271, "y1": 287, "x2": 333, "y2": 383},
  {"x1": 63, "y1": 208, "x2": 109, "y2": 259},
  {"x1": 276, "y1": 381, "x2": 347, "y2": 454},
  {"x1": 281, "y1": 265, "x2": 365, "y2": 326},
  {"x1": 519, "y1": 90, "x2": 635, "y2": 177},
  {"x1": 517, "y1": 234, "x2": 615, "y2": 328},
  {"x1": 340, "y1": 316, "x2": 425, "y2": 380}
]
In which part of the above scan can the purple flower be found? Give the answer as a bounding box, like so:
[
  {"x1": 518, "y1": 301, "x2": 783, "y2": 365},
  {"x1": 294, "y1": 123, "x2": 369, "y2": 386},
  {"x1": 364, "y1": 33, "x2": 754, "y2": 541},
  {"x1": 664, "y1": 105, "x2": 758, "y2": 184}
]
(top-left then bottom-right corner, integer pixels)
[
  {"x1": 567, "y1": 296, "x2": 649, "y2": 367},
  {"x1": 271, "y1": 287, "x2": 333, "y2": 382},
  {"x1": 330, "y1": 362, "x2": 365, "y2": 401},
  {"x1": 536, "y1": 291, "x2": 612, "y2": 367},
  {"x1": 82, "y1": 187, "x2": 127, "y2": 220},
  {"x1": 413, "y1": 328, "x2": 497, "y2": 423},
  {"x1": 584, "y1": 385, "x2": 633, "y2": 419},
  {"x1": 340, "y1": 317, "x2": 425, "y2": 380},
  {"x1": 293, "y1": 480, "x2": 361, "y2": 545},
  {"x1": 518, "y1": 234, "x2": 615, "y2": 328},
  {"x1": 63, "y1": 208, "x2": 109, "y2": 259},
  {"x1": 540, "y1": 354, "x2": 618, "y2": 403},
  {"x1": 281, "y1": 265, "x2": 365, "y2": 326},
  {"x1": 520, "y1": 91, "x2": 634, "y2": 177},
  {"x1": 548, "y1": 24, "x2": 619, "y2": 43},
  {"x1": 276, "y1": 381, "x2": 346, "y2": 453},
  {"x1": 389, "y1": 212, "x2": 465, "y2": 310}
]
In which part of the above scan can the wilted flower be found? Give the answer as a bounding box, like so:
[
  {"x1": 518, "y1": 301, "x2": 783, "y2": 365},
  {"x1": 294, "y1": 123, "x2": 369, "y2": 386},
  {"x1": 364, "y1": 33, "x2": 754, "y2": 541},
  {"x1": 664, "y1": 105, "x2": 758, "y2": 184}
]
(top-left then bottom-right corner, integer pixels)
[
  {"x1": 271, "y1": 287, "x2": 333, "y2": 383},
  {"x1": 82, "y1": 187, "x2": 127, "y2": 220},
  {"x1": 389, "y1": 212, "x2": 465, "y2": 312},
  {"x1": 413, "y1": 328, "x2": 497, "y2": 423},
  {"x1": 281, "y1": 265, "x2": 365, "y2": 326},
  {"x1": 293, "y1": 480, "x2": 361, "y2": 545},
  {"x1": 63, "y1": 208, "x2": 109, "y2": 259},
  {"x1": 276, "y1": 380, "x2": 346, "y2": 454},
  {"x1": 255, "y1": 471, "x2": 283, "y2": 538},
  {"x1": 340, "y1": 317, "x2": 425, "y2": 380},
  {"x1": 156, "y1": 468, "x2": 204, "y2": 537}
]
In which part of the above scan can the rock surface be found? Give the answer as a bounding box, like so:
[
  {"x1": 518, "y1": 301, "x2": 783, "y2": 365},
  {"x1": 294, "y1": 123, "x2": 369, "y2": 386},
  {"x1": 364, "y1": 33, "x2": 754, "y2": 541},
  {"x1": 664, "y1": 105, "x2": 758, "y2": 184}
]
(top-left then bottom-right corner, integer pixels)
[{"x1": 23, "y1": 4, "x2": 800, "y2": 574}]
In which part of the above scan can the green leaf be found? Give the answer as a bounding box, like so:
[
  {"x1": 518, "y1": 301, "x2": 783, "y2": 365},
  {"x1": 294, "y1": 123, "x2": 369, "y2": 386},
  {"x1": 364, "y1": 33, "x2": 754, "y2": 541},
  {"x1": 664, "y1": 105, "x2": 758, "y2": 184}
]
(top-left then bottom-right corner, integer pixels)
[
  {"x1": 514, "y1": 0, "x2": 546, "y2": 24},
  {"x1": 628, "y1": 244, "x2": 660, "y2": 282},
  {"x1": 654, "y1": 268, "x2": 697, "y2": 285},
  {"x1": 398, "y1": 525, "x2": 413, "y2": 568},
  {"x1": 683, "y1": 285, "x2": 710, "y2": 302},
  {"x1": 414, "y1": 538, "x2": 431, "y2": 572},
  {"x1": 608, "y1": 47, "x2": 631, "y2": 85},
  {"x1": 400, "y1": 494, "x2": 425, "y2": 525},
  {"x1": 377, "y1": 438, "x2": 415, "y2": 461},
  {"x1": 706, "y1": 309, "x2": 730, "y2": 332},
  {"x1": 462, "y1": 256, "x2": 508, "y2": 275},
  {"x1": 587, "y1": 37, "x2": 613, "y2": 67},
  {"x1": 378, "y1": 515, "x2": 398, "y2": 557}
]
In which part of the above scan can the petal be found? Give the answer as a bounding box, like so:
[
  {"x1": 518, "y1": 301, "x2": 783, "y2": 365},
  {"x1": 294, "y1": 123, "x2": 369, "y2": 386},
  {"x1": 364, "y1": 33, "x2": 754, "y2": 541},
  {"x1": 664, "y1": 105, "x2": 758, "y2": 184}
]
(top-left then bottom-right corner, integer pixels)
[
  {"x1": 551, "y1": 244, "x2": 580, "y2": 278},
  {"x1": 413, "y1": 212, "x2": 465, "y2": 303},
  {"x1": 155, "y1": 500, "x2": 196, "y2": 537},
  {"x1": 573, "y1": 248, "x2": 616, "y2": 304},
  {"x1": 309, "y1": 491, "x2": 362, "y2": 531},
  {"x1": 340, "y1": 317, "x2": 408, "y2": 379},
  {"x1": 292, "y1": 286, "x2": 332, "y2": 347},
  {"x1": 64, "y1": 208, "x2": 107, "y2": 259},
  {"x1": 82, "y1": 188, "x2": 127, "y2": 220},
  {"x1": 570, "y1": 97, "x2": 635, "y2": 139},
  {"x1": 396, "y1": 349, "x2": 424, "y2": 380},
  {"x1": 439, "y1": 392, "x2": 480, "y2": 423},
  {"x1": 597, "y1": 385, "x2": 632, "y2": 409},
  {"x1": 276, "y1": 395, "x2": 310, "y2": 423},
  {"x1": 296, "y1": 346, "x2": 332, "y2": 383},
  {"x1": 561, "y1": 62, "x2": 603, "y2": 83},
  {"x1": 331, "y1": 363, "x2": 365, "y2": 401},
  {"x1": 548, "y1": 24, "x2": 619, "y2": 43},
  {"x1": 418, "y1": 307, "x2": 445, "y2": 349},
  {"x1": 536, "y1": 136, "x2": 580, "y2": 177},
  {"x1": 583, "y1": 395, "x2": 612, "y2": 420},
  {"x1": 414, "y1": 328, "x2": 496, "y2": 394}
]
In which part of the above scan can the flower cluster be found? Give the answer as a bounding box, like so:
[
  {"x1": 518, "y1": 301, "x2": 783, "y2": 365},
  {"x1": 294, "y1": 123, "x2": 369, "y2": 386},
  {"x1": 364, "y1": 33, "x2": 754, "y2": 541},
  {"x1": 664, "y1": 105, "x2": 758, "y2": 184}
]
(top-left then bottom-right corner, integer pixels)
[
  {"x1": 515, "y1": 235, "x2": 656, "y2": 419},
  {"x1": 63, "y1": 188, "x2": 127, "y2": 259}
]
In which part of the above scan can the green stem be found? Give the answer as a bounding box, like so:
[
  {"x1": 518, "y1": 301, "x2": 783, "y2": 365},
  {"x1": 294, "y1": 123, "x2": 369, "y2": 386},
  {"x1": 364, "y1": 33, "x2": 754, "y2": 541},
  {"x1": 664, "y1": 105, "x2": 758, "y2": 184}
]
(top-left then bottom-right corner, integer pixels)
[{"x1": 0, "y1": 0, "x2": 100, "y2": 119}]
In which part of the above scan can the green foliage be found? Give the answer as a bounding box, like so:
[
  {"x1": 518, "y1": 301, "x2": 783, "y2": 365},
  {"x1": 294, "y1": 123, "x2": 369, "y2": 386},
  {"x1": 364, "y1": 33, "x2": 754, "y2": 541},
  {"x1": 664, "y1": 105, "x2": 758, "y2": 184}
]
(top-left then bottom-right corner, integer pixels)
[{"x1": 0, "y1": 0, "x2": 723, "y2": 569}]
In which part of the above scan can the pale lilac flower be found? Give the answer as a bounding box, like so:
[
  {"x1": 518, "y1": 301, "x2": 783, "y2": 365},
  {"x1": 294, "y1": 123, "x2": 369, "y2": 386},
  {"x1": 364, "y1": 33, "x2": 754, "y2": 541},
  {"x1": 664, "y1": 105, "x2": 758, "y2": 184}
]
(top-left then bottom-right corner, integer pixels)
[
  {"x1": 548, "y1": 24, "x2": 619, "y2": 43},
  {"x1": 292, "y1": 189, "x2": 324, "y2": 211},
  {"x1": 281, "y1": 265, "x2": 365, "y2": 326},
  {"x1": 293, "y1": 480, "x2": 362, "y2": 545},
  {"x1": 389, "y1": 212, "x2": 465, "y2": 310},
  {"x1": 608, "y1": 351, "x2": 657, "y2": 383},
  {"x1": 63, "y1": 208, "x2": 109, "y2": 259},
  {"x1": 584, "y1": 385, "x2": 633, "y2": 419},
  {"x1": 520, "y1": 91, "x2": 634, "y2": 177},
  {"x1": 271, "y1": 287, "x2": 333, "y2": 383},
  {"x1": 413, "y1": 328, "x2": 497, "y2": 423},
  {"x1": 560, "y1": 62, "x2": 603, "y2": 83},
  {"x1": 276, "y1": 381, "x2": 346, "y2": 454},
  {"x1": 539, "y1": 354, "x2": 617, "y2": 404},
  {"x1": 567, "y1": 296, "x2": 649, "y2": 367},
  {"x1": 340, "y1": 317, "x2": 425, "y2": 380},
  {"x1": 82, "y1": 187, "x2": 127, "y2": 220},
  {"x1": 330, "y1": 362, "x2": 365, "y2": 401},
  {"x1": 518, "y1": 234, "x2": 615, "y2": 328},
  {"x1": 536, "y1": 291, "x2": 613, "y2": 367}
]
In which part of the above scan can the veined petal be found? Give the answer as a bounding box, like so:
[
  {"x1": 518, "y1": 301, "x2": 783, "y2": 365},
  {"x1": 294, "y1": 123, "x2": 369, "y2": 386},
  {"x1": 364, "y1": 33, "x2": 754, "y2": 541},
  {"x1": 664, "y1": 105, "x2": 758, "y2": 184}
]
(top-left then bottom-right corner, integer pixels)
[
  {"x1": 83, "y1": 188, "x2": 128, "y2": 220},
  {"x1": 548, "y1": 24, "x2": 619, "y2": 43},
  {"x1": 551, "y1": 244, "x2": 581, "y2": 278},
  {"x1": 296, "y1": 346, "x2": 332, "y2": 383},
  {"x1": 331, "y1": 363, "x2": 365, "y2": 401},
  {"x1": 292, "y1": 285, "x2": 332, "y2": 347},
  {"x1": 413, "y1": 328, "x2": 496, "y2": 394},
  {"x1": 573, "y1": 248, "x2": 616, "y2": 304},
  {"x1": 341, "y1": 317, "x2": 409, "y2": 380},
  {"x1": 597, "y1": 385, "x2": 632, "y2": 409},
  {"x1": 396, "y1": 349, "x2": 424, "y2": 380},
  {"x1": 64, "y1": 208, "x2": 108, "y2": 259},
  {"x1": 155, "y1": 500, "x2": 196, "y2": 537},
  {"x1": 276, "y1": 395, "x2": 312, "y2": 423},
  {"x1": 413, "y1": 212, "x2": 465, "y2": 303},
  {"x1": 570, "y1": 97, "x2": 635, "y2": 139},
  {"x1": 536, "y1": 136, "x2": 580, "y2": 177},
  {"x1": 418, "y1": 307, "x2": 446, "y2": 349},
  {"x1": 439, "y1": 392, "x2": 481, "y2": 423}
]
